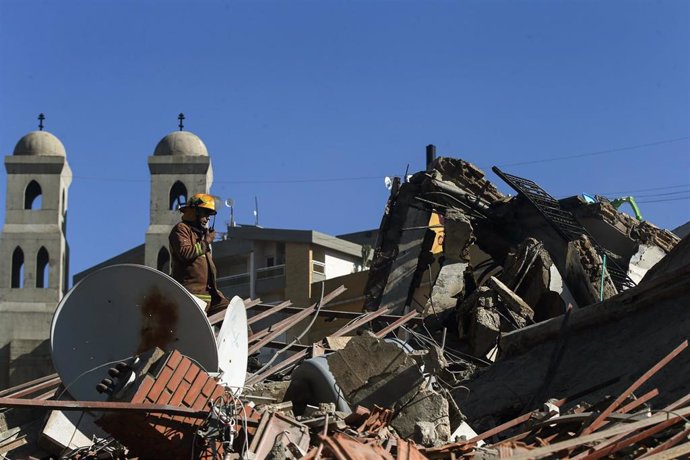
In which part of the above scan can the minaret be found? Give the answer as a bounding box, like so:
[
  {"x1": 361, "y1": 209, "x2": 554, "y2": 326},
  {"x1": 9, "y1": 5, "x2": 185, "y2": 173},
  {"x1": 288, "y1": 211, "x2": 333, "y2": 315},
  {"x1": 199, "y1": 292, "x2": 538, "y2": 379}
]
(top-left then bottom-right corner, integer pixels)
[
  {"x1": 0, "y1": 114, "x2": 72, "y2": 387},
  {"x1": 145, "y1": 114, "x2": 213, "y2": 272}
]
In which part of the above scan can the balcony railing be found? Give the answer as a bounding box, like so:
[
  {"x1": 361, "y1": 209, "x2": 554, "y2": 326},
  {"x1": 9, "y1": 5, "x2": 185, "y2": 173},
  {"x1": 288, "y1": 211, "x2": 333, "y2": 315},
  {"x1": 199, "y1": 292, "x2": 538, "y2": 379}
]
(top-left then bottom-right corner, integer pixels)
[
  {"x1": 256, "y1": 264, "x2": 285, "y2": 280},
  {"x1": 217, "y1": 264, "x2": 286, "y2": 287}
]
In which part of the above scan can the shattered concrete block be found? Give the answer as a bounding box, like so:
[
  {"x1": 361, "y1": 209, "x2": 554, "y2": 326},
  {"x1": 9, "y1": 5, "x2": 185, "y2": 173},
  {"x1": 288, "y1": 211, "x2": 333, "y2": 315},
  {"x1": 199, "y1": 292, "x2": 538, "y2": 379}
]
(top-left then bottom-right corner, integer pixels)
[
  {"x1": 244, "y1": 381, "x2": 291, "y2": 404},
  {"x1": 627, "y1": 244, "x2": 667, "y2": 284},
  {"x1": 421, "y1": 210, "x2": 474, "y2": 319},
  {"x1": 326, "y1": 336, "x2": 424, "y2": 412},
  {"x1": 443, "y1": 210, "x2": 475, "y2": 261},
  {"x1": 500, "y1": 237, "x2": 577, "y2": 321},
  {"x1": 458, "y1": 286, "x2": 527, "y2": 354},
  {"x1": 642, "y1": 234, "x2": 690, "y2": 283},
  {"x1": 501, "y1": 238, "x2": 553, "y2": 308},
  {"x1": 409, "y1": 345, "x2": 448, "y2": 375},
  {"x1": 633, "y1": 221, "x2": 679, "y2": 253},
  {"x1": 487, "y1": 276, "x2": 534, "y2": 322},
  {"x1": 422, "y1": 261, "x2": 468, "y2": 317},
  {"x1": 39, "y1": 410, "x2": 107, "y2": 455},
  {"x1": 468, "y1": 307, "x2": 501, "y2": 358},
  {"x1": 566, "y1": 235, "x2": 617, "y2": 304},
  {"x1": 430, "y1": 157, "x2": 505, "y2": 204},
  {"x1": 564, "y1": 198, "x2": 679, "y2": 256},
  {"x1": 391, "y1": 388, "x2": 451, "y2": 443},
  {"x1": 325, "y1": 336, "x2": 352, "y2": 350},
  {"x1": 413, "y1": 421, "x2": 437, "y2": 447}
]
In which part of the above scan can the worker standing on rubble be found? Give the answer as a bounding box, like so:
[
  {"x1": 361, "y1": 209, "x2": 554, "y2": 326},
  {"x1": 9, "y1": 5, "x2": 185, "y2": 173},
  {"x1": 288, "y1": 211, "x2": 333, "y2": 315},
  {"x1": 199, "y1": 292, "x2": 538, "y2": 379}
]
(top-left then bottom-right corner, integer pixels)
[{"x1": 169, "y1": 193, "x2": 229, "y2": 315}]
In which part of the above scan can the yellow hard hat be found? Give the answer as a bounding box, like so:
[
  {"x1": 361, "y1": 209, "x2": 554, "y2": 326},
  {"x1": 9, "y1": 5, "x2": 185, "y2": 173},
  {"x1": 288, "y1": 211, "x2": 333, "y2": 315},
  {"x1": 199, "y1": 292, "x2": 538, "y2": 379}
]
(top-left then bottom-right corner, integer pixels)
[{"x1": 180, "y1": 193, "x2": 217, "y2": 215}]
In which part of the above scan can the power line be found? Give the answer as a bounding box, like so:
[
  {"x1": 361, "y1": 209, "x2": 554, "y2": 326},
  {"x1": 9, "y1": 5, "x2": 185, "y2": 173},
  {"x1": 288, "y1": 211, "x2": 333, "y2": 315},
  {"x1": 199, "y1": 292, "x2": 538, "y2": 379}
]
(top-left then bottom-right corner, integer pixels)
[
  {"x1": 636, "y1": 196, "x2": 690, "y2": 204},
  {"x1": 496, "y1": 136, "x2": 690, "y2": 167},
  {"x1": 617, "y1": 189, "x2": 690, "y2": 199},
  {"x1": 213, "y1": 176, "x2": 383, "y2": 185},
  {"x1": 69, "y1": 135, "x2": 689, "y2": 187},
  {"x1": 600, "y1": 183, "x2": 690, "y2": 195}
]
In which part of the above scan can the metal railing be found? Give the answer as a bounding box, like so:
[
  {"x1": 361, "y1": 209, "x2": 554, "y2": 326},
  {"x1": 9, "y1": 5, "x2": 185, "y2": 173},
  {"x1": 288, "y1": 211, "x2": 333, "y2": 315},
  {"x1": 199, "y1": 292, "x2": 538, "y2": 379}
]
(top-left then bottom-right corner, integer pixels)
[
  {"x1": 256, "y1": 264, "x2": 285, "y2": 280},
  {"x1": 217, "y1": 264, "x2": 286, "y2": 286}
]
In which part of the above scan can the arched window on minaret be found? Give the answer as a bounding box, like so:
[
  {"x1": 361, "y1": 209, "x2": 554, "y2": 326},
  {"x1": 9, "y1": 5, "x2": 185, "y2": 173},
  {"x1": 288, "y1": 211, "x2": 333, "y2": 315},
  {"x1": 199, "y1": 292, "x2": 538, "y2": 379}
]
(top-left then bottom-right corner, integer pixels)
[
  {"x1": 25, "y1": 180, "x2": 42, "y2": 210},
  {"x1": 169, "y1": 181, "x2": 187, "y2": 210},
  {"x1": 11, "y1": 247, "x2": 24, "y2": 288},
  {"x1": 36, "y1": 247, "x2": 50, "y2": 288},
  {"x1": 157, "y1": 247, "x2": 170, "y2": 275}
]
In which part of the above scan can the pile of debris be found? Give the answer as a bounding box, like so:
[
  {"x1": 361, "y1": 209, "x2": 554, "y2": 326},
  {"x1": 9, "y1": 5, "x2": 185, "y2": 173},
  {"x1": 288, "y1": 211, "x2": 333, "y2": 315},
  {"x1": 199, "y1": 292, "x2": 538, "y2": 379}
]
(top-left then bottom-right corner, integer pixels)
[{"x1": 1, "y1": 155, "x2": 689, "y2": 459}]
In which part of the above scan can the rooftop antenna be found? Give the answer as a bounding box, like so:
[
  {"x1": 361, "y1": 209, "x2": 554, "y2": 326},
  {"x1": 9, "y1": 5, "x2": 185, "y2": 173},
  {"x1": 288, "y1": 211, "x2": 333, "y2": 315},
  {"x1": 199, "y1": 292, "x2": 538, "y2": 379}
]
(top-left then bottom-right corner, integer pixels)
[
  {"x1": 254, "y1": 196, "x2": 259, "y2": 226},
  {"x1": 178, "y1": 112, "x2": 185, "y2": 131},
  {"x1": 38, "y1": 113, "x2": 45, "y2": 131},
  {"x1": 225, "y1": 198, "x2": 235, "y2": 227}
]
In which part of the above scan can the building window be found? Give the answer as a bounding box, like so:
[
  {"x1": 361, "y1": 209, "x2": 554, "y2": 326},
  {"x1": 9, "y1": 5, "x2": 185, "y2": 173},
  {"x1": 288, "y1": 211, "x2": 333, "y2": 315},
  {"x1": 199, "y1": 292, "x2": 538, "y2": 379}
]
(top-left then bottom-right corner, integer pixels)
[
  {"x1": 157, "y1": 247, "x2": 170, "y2": 275},
  {"x1": 169, "y1": 181, "x2": 187, "y2": 211},
  {"x1": 24, "y1": 180, "x2": 42, "y2": 210},
  {"x1": 276, "y1": 243, "x2": 286, "y2": 265},
  {"x1": 11, "y1": 247, "x2": 24, "y2": 288},
  {"x1": 36, "y1": 247, "x2": 50, "y2": 288}
]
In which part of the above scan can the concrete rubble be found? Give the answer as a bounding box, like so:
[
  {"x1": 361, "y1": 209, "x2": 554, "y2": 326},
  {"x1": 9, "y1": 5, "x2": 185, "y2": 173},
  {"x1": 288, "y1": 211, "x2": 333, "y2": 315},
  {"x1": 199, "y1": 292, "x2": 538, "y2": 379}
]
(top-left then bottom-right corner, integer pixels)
[{"x1": 1, "y1": 154, "x2": 689, "y2": 459}]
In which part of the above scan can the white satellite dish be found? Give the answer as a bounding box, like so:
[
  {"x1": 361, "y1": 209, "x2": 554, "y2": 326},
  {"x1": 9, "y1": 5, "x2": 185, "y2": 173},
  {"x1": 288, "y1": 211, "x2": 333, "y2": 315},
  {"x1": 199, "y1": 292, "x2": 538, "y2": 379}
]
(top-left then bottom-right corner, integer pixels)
[
  {"x1": 384, "y1": 176, "x2": 393, "y2": 191},
  {"x1": 225, "y1": 198, "x2": 234, "y2": 208},
  {"x1": 216, "y1": 296, "x2": 248, "y2": 393},
  {"x1": 51, "y1": 264, "x2": 219, "y2": 402}
]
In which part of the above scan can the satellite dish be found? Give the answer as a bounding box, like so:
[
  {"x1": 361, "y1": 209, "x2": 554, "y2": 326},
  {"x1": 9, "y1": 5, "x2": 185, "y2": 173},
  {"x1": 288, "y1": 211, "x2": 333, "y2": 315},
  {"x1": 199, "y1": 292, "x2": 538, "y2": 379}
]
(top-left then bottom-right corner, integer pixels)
[
  {"x1": 51, "y1": 264, "x2": 219, "y2": 402},
  {"x1": 216, "y1": 296, "x2": 248, "y2": 393},
  {"x1": 384, "y1": 176, "x2": 393, "y2": 191},
  {"x1": 225, "y1": 198, "x2": 234, "y2": 208}
]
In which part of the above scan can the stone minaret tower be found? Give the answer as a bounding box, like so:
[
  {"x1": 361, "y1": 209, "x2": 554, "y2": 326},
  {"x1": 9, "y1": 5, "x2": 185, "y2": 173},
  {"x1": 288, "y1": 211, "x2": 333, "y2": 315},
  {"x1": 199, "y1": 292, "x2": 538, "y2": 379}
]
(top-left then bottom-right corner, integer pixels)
[
  {"x1": 145, "y1": 115, "x2": 213, "y2": 273},
  {"x1": 0, "y1": 119, "x2": 72, "y2": 387}
]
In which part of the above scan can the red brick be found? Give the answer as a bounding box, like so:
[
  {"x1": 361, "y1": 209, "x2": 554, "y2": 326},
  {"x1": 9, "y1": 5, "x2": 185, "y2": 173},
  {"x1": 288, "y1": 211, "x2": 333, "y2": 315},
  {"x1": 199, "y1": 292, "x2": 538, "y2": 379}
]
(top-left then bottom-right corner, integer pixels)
[
  {"x1": 183, "y1": 364, "x2": 200, "y2": 383},
  {"x1": 210, "y1": 385, "x2": 225, "y2": 403},
  {"x1": 132, "y1": 375, "x2": 155, "y2": 403},
  {"x1": 147, "y1": 366, "x2": 174, "y2": 401},
  {"x1": 191, "y1": 392, "x2": 210, "y2": 411},
  {"x1": 167, "y1": 358, "x2": 192, "y2": 394},
  {"x1": 157, "y1": 388, "x2": 174, "y2": 405},
  {"x1": 200, "y1": 378, "x2": 217, "y2": 397},
  {"x1": 164, "y1": 350, "x2": 183, "y2": 370},
  {"x1": 183, "y1": 372, "x2": 209, "y2": 407},
  {"x1": 170, "y1": 381, "x2": 191, "y2": 407}
]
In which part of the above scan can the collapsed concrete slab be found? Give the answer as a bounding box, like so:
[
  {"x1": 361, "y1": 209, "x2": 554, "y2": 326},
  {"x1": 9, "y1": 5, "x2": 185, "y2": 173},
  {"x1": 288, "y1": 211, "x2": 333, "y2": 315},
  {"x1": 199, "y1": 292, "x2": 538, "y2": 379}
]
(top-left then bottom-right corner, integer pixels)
[
  {"x1": 499, "y1": 237, "x2": 577, "y2": 321},
  {"x1": 455, "y1": 263, "x2": 690, "y2": 431},
  {"x1": 391, "y1": 388, "x2": 451, "y2": 446},
  {"x1": 326, "y1": 335, "x2": 425, "y2": 412}
]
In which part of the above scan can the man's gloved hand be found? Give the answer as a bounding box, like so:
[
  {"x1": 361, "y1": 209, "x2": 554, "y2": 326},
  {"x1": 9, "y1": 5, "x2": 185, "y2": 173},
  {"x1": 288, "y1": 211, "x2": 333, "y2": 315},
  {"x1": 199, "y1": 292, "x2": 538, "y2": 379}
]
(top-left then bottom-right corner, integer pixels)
[{"x1": 204, "y1": 229, "x2": 216, "y2": 245}]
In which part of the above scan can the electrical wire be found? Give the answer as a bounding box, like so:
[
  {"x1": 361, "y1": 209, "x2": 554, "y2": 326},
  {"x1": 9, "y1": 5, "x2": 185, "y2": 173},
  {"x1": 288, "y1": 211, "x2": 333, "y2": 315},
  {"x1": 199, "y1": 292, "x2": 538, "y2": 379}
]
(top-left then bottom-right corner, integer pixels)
[
  {"x1": 69, "y1": 136, "x2": 690, "y2": 187},
  {"x1": 599, "y1": 182, "x2": 690, "y2": 195},
  {"x1": 636, "y1": 196, "x2": 690, "y2": 204},
  {"x1": 495, "y1": 135, "x2": 690, "y2": 167}
]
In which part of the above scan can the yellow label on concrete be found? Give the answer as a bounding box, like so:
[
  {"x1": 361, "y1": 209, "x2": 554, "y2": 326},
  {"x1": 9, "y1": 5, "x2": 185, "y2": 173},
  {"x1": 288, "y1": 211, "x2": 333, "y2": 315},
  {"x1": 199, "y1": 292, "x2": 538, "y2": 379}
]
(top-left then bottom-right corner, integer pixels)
[{"x1": 430, "y1": 213, "x2": 445, "y2": 254}]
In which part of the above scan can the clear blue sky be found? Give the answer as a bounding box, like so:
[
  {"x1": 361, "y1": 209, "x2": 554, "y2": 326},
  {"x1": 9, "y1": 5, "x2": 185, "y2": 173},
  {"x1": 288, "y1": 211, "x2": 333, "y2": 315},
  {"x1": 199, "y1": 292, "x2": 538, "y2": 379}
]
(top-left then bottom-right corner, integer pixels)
[{"x1": 1, "y1": 0, "x2": 688, "y2": 280}]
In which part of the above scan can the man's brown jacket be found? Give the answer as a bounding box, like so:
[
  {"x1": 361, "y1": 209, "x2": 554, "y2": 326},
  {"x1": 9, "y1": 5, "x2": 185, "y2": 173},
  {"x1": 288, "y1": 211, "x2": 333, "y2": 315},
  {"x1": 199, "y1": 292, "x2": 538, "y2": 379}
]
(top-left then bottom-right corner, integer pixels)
[{"x1": 168, "y1": 220, "x2": 224, "y2": 302}]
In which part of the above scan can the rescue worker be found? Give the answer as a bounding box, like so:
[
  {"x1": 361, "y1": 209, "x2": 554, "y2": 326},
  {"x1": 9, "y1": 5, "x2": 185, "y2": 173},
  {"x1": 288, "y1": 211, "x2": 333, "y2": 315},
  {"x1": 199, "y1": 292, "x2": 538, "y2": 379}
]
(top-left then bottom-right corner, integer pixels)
[{"x1": 169, "y1": 193, "x2": 229, "y2": 315}]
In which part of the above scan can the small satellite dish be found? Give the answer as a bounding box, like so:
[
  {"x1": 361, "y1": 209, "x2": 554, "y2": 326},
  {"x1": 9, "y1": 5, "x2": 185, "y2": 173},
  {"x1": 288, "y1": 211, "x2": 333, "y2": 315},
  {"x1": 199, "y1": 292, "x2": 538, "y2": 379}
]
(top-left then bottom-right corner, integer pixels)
[
  {"x1": 51, "y1": 264, "x2": 219, "y2": 402},
  {"x1": 225, "y1": 198, "x2": 234, "y2": 208},
  {"x1": 384, "y1": 176, "x2": 393, "y2": 191},
  {"x1": 216, "y1": 296, "x2": 248, "y2": 393}
]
